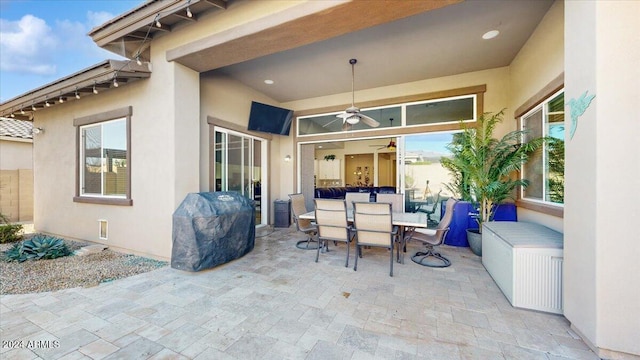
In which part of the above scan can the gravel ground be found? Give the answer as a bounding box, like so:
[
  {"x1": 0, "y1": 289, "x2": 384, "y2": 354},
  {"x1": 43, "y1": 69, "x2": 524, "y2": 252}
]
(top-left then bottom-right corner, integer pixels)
[{"x1": 0, "y1": 237, "x2": 168, "y2": 295}]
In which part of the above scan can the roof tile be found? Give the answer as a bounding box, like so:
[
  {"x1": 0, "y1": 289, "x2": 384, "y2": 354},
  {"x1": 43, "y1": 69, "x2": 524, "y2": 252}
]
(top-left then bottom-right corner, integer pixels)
[{"x1": 0, "y1": 117, "x2": 33, "y2": 139}]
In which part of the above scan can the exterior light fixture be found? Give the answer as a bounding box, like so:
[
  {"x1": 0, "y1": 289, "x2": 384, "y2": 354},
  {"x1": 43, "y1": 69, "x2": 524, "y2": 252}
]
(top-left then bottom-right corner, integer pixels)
[{"x1": 93, "y1": 83, "x2": 98, "y2": 94}]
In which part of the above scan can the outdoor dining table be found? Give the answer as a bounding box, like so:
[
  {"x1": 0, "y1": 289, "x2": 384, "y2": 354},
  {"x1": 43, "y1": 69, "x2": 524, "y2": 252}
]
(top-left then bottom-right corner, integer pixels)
[{"x1": 298, "y1": 210, "x2": 428, "y2": 263}]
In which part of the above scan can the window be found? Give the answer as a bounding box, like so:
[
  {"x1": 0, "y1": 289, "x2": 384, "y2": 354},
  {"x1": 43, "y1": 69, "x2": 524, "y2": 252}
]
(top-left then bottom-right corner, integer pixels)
[
  {"x1": 74, "y1": 107, "x2": 132, "y2": 205},
  {"x1": 520, "y1": 90, "x2": 564, "y2": 205},
  {"x1": 298, "y1": 106, "x2": 402, "y2": 135},
  {"x1": 296, "y1": 94, "x2": 476, "y2": 136},
  {"x1": 405, "y1": 96, "x2": 475, "y2": 126}
]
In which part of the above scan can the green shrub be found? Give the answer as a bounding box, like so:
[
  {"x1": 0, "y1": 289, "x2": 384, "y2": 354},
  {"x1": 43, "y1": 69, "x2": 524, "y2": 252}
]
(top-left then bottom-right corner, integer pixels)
[
  {"x1": 0, "y1": 213, "x2": 23, "y2": 244},
  {"x1": 3, "y1": 235, "x2": 71, "y2": 262}
]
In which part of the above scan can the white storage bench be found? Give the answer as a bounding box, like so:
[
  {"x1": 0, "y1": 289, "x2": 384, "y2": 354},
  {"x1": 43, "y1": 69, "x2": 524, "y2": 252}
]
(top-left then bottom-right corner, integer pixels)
[{"x1": 482, "y1": 222, "x2": 564, "y2": 314}]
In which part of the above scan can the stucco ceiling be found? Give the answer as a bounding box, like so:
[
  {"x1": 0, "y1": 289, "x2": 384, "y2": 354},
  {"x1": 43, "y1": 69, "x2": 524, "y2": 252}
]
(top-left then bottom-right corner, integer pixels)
[{"x1": 213, "y1": 0, "x2": 554, "y2": 103}]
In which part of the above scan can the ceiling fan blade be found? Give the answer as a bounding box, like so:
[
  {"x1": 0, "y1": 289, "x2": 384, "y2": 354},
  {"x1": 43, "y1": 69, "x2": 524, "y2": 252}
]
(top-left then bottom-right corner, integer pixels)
[
  {"x1": 359, "y1": 114, "x2": 380, "y2": 127},
  {"x1": 336, "y1": 112, "x2": 349, "y2": 119},
  {"x1": 322, "y1": 117, "x2": 341, "y2": 128}
]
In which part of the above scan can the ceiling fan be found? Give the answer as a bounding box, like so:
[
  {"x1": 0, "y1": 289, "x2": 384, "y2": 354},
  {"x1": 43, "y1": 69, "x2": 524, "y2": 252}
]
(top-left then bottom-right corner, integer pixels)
[
  {"x1": 369, "y1": 119, "x2": 396, "y2": 150},
  {"x1": 371, "y1": 138, "x2": 397, "y2": 150},
  {"x1": 324, "y1": 58, "x2": 381, "y2": 131}
]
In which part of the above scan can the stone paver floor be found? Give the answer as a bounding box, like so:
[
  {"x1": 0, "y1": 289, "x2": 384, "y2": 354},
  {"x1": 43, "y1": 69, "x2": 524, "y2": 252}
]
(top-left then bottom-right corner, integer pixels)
[{"x1": 1, "y1": 226, "x2": 600, "y2": 359}]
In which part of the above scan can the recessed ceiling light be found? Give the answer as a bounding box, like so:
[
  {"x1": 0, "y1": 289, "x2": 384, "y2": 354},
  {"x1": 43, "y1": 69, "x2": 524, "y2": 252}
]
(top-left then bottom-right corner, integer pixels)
[
  {"x1": 482, "y1": 30, "x2": 500, "y2": 40},
  {"x1": 318, "y1": 145, "x2": 323, "y2": 148},
  {"x1": 264, "y1": 79, "x2": 274, "y2": 85}
]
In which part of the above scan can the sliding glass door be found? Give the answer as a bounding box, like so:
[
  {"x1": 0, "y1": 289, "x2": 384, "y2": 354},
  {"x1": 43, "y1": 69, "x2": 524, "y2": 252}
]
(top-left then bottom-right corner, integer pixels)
[
  {"x1": 214, "y1": 128, "x2": 267, "y2": 226},
  {"x1": 401, "y1": 132, "x2": 458, "y2": 220}
]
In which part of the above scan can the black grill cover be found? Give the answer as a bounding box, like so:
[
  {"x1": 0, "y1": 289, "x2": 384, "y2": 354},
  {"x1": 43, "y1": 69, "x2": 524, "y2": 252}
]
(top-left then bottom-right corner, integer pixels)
[{"x1": 171, "y1": 192, "x2": 255, "y2": 272}]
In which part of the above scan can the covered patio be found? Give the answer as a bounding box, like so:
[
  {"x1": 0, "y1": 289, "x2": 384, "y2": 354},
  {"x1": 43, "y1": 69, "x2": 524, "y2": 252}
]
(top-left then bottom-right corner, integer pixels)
[{"x1": 0, "y1": 226, "x2": 597, "y2": 359}]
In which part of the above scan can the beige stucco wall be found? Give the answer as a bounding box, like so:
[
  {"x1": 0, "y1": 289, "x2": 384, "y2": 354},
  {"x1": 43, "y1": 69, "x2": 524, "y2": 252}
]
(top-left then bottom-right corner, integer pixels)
[
  {"x1": 564, "y1": 1, "x2": 640, "y2": 357},
  {"x1": 33, "y1": 79, "x2": 169, "y2": 259},
  {"x1": 32, "y1": 22, "x2": 200, "y2": 260},
  {"x1": 0, "y1": 138, "x2": 33, "y2": 170},
  {"x1": 508, "y1": 0, "x2": 565, "y2": 232},
  {"x1": 199, "y1": 72, "x2": 292, "y2": 225},
  {"x1": 283, "y1": 66, "x2": 510, "y2": 120},
  {"x1": 509, "y1": 0, "x2": 565, "y2": 118}
]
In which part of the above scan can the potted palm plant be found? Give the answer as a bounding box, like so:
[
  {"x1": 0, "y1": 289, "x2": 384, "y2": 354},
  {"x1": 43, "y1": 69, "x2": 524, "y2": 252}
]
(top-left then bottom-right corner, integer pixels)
[{"x1": 441, "y1": 109, "x2": 545, "y2": 256}]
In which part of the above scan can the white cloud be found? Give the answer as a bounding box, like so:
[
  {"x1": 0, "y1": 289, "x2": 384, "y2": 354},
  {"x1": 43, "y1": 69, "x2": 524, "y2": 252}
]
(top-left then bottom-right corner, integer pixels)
[
  {"x1": 56, "y1": 19, "x2": 98, "y2": 56},
  {"x1": 87, "y1": 10, "x2": 116, "y2": 29},
  {"x1": 0, "y1": 15, "x2": 58, "y2": 75}
]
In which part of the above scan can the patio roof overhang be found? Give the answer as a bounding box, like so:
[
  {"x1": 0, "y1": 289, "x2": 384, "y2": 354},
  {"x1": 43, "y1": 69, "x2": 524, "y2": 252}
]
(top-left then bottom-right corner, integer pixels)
[
  {"x1": 0, "y1": 60, "x2": 151, "y2": 120},
  {"x1": 88, "y1": 0, "x2": 228, "y2": 62},
  {"x1": 90, "y1": 0, "x2": 461, "y2": 75},
  {"x1": 0, "y1": 0, "x2": 462, "y2": 120},
  {"x1": 165, "y1": 0, "x2": 461, "y2": 73}
]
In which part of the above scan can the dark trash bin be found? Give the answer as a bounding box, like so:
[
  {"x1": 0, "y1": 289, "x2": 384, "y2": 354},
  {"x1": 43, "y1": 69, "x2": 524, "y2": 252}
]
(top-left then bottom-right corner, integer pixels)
[
  {"x1": 171, "y1": 192, "x2": 255, "y2": 272},
  {"x1": 274, "y1": 199, "x2": 291, "y2": 228}
]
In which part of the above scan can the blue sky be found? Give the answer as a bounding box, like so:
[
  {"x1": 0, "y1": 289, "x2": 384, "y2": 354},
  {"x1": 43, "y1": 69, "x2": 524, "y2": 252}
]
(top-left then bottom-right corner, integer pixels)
[
  {"x1": 0, "y1": 0, "x2": 143, "y2": 102},
  {"x1": 405, "y1": 132, "x2": 455, "y2": 155}
]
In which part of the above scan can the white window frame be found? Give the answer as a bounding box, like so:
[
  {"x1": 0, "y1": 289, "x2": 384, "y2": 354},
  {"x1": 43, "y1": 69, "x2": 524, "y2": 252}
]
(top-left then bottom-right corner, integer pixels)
[
  {"x1": 296, "y1": 94, "x2": 476, "y2": 137},
  {"x1": 79, "y1": 118, "x2": 127, "y2": 198},
  {"x1": 519, "y1": 88, "x2": 565, "y2": 207}
]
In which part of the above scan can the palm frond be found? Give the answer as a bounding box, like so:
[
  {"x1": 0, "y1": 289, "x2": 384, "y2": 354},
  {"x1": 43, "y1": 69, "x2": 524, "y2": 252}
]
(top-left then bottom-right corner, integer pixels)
[{"x1": 439, "y1": 109, "x2": 547, "y2": 229}]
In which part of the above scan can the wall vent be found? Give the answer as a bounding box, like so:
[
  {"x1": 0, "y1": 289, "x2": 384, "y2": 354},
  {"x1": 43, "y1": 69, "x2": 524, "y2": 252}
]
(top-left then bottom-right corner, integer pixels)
[{"x1": 98, "y1": 219, "x2": 108, "y2": 240}]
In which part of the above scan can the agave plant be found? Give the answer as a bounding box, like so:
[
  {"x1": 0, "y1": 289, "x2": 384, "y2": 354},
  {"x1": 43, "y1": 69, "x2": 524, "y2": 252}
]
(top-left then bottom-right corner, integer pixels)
[
  {"x1": 441, "y1": 109, "x2": 546, "y2": 233},
  {"x1": 3, "y1": 235, "x2": 71, "y2": 262}
]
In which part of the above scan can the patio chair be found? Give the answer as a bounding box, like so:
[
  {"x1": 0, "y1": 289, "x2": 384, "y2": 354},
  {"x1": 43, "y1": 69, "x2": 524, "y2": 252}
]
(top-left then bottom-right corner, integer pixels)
[
  {"x1": 352, "y1": 202, "x2": 398, "y2": 277},
  {"x1": 313, "y1": 199, "x2": 354, "y2": 267},
  {"x1": 404, "y1": 197, "x2": 457, "y2": 267},
  {"x1": 416, "y1": 190, "x2": 441, "y2": 226},
  {"x1": 345, "y1": 192, "x2": 370, "y2": 211},
  {"x1": 376, "y1": 193, "x2": 404, "y2": 213},
  {"x1": 289, "y1": 193, "x2": 318, "y2": 250}
]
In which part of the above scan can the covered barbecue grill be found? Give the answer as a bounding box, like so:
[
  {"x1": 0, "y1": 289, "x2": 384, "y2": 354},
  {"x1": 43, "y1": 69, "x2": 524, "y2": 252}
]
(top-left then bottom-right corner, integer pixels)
[{"x1": 171, "y1": 192, "x2": 255, "y2": 272}]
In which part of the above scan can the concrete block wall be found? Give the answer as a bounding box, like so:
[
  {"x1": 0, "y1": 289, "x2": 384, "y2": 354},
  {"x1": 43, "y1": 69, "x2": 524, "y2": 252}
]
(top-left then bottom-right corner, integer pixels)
[{"x1": 0, "y1": 169, "x2": 33, "y2": 222}]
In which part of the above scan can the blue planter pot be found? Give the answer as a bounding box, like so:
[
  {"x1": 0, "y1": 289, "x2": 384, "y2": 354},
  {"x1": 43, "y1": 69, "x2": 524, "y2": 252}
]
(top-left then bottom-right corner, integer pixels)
[{"x1": 441, "y1": 201, "x2": 517, "y2": 247}]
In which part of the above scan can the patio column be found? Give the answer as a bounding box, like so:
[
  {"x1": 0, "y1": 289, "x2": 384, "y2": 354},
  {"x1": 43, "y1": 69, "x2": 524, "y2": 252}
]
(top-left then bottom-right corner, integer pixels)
[
  {"x1": 564, "y1": 1, "x2": 640, "y2": 357},
  {"x1": 170, "y1": 62, "x2": 200, "y2": 207}
]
